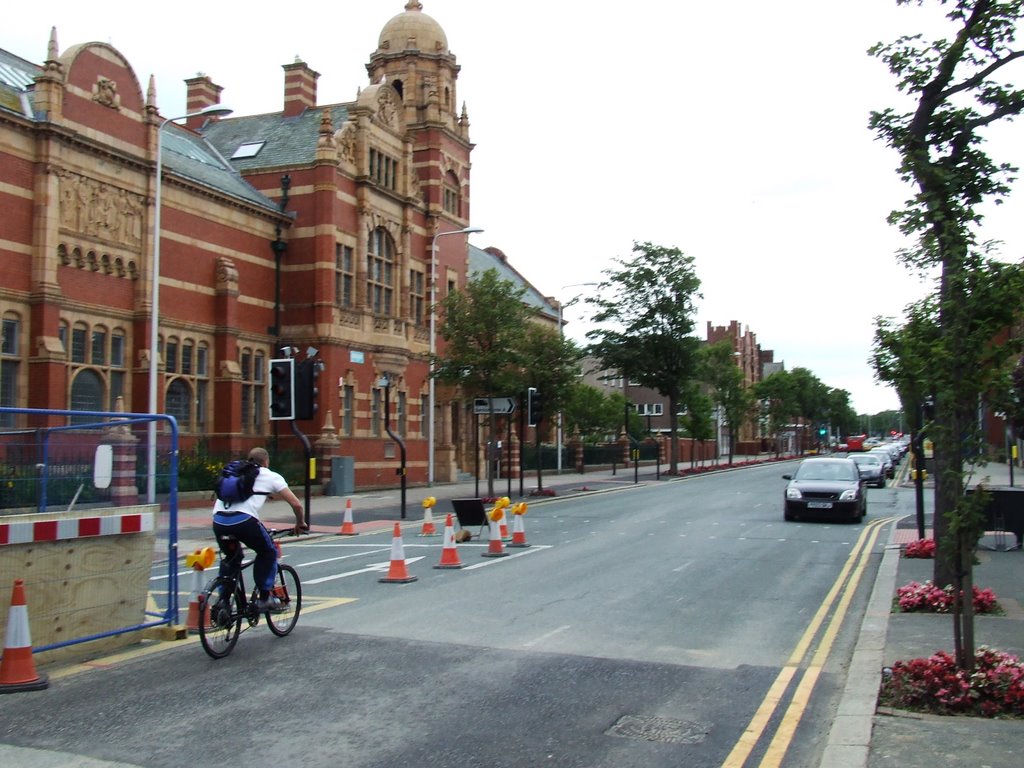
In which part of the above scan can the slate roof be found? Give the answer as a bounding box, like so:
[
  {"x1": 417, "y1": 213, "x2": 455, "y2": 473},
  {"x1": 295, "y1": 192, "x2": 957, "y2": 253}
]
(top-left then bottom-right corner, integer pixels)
[
  {"x1": 200, "y1": 106, "x2": 350, "y2": 172},
  {"x1": 469, "y1": 244, "x2": 558, "y2": 322}
]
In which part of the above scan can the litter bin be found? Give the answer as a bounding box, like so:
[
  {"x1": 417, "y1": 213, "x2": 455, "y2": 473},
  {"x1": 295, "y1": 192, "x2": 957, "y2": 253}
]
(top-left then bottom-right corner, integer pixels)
[{"x1": 328, "y1": 457, "x2": 355, "y2": 496}]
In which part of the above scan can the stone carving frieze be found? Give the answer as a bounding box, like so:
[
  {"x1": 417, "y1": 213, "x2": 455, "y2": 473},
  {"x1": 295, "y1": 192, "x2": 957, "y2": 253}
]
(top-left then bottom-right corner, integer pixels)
[
  {"x1": 57, "y1": 169, "x2": 144, "y2": 250},
  {"x1": 377, "y1": 88, "x2": 398, "y2": 130}
]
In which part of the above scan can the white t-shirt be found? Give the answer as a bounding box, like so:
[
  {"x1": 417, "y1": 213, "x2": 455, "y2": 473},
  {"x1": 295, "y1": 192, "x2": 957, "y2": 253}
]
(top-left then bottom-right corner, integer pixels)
[{"x1": 212, "y1": 466, "x2": 289, "y2": 521}]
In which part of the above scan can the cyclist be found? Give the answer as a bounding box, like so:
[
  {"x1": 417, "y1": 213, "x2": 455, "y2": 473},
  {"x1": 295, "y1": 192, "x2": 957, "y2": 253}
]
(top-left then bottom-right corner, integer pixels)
[{"x1": 212, "y1": 447, "x2": 307, "y2": 611}]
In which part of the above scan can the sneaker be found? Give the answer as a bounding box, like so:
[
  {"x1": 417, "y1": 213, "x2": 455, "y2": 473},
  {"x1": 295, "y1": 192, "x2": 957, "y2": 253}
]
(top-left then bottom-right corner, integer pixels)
[{"x1": 256, "y1": 595, "x2": 285, "y2": 613}]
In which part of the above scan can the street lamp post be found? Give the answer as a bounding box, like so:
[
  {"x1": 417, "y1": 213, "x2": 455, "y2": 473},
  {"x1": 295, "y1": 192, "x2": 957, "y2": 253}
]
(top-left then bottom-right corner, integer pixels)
[
  {"x1": 147, "y1": 105, "x2": 232, "y2": 503},
  {"x1": 428, "y1": 226, "x2": 483, "y2": 486},
  {"x1": 555, "y1": 282, "x2": 598, "y2": 475}
]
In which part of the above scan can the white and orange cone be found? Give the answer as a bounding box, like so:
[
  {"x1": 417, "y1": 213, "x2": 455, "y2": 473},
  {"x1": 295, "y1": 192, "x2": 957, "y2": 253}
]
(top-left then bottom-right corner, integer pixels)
[
  {"x1": 482, "y1": 508, "x2": 509, "y2": 558},
  {"x1": 0, "y1": 579, "x2": 48, "y2": 693},
  {"x1": 509, "y1": 503, "x2": 530, "y2": 548},
  {"x1": 379, "y1": 523, "x2": 419, "y2": 583},
  {"x1": 339, "y1": 498, "x2": 358, "y2": 536},
  {"x1": 434, "y1": 514, "x2": 464, "y2": 569},
  {"x1": 419, "y1": 496, "x2": 439, "y2": 537},
  {"x1": 184, "y1": 547, "x2": 216, "y2": 633}
]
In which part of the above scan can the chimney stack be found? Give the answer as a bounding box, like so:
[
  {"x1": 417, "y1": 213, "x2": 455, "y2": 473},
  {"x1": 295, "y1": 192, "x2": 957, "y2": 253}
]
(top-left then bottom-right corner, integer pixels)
[{"x1": 283, "y1": 59, "x2": 319, "y2": 117}]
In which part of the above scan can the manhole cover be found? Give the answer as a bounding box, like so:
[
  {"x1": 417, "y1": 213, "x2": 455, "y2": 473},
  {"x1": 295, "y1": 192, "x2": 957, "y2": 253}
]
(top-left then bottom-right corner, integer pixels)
[{"x1": 605, "y1": 714, "x2": 710, "y2": 745}]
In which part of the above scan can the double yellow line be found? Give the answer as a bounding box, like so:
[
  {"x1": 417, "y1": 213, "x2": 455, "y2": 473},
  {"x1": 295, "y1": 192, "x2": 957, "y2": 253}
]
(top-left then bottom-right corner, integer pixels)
[{"x1": 721, "y1": 516, "x2": 892, "y2": 768}]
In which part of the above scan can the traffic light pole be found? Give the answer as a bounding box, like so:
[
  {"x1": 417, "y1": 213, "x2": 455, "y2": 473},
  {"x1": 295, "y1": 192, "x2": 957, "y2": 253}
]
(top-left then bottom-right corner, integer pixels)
[{"x1": 290, "y1": 420, "x2": 312, "y2": 528}]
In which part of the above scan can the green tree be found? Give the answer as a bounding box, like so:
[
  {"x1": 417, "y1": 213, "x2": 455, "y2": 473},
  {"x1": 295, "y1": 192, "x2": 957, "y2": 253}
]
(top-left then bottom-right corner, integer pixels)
[
  {"x1": 678, "y1": 382, "x2": 715, "y2": 467},
  {"x1": 788, "y1": 368, "x2": 830, "y2": 451},
  {"x1": 519, "y1": 324, "x2": 583, "y2": 491},
  {"x1": 699, "y1": 340, "x2": 755, "y2": 465},
  {"x1": 869, "y1": 0, "x2": 1024, "y2": 667},
  {"x1": 435, "y1": 268, "x2": 536, "y2": 497},
  {"x1": 825, "y1": 388, "x2": 859, "y2": 441},
  {"x1": 755, "y1": 370, "x2": 798, "y2": 457},
  {"x1": 564, "y1": 383, "x2": 625, "y2": 442},
  {"x1": 586, "y1": 241, "x2": 703, "y2": 474}
]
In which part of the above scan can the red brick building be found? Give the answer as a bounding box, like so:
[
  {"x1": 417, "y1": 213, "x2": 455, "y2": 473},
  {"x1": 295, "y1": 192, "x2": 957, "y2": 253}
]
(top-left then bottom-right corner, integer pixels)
[{"x1": 0, "y1": 3, "x2": 499, "y2": 488}]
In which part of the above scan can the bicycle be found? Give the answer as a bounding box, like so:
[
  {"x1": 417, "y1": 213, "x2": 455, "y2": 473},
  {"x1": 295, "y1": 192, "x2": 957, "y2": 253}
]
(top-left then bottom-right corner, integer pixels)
[{"x1": 198, "y1": 528, "x2": 302, "y2": 659}]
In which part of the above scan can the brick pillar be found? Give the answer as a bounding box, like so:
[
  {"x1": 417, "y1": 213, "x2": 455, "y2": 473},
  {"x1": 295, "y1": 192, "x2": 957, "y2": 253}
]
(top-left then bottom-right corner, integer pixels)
[
  {"x1": 507, "y1": 429, "x2": 521, "y2": 479},
  {"x1": 618, "y1": 431, "x2": 631, "y2": 466},
  {"x1": 570, "y1": 428, "x2": 584, "y2": 474},
  {"x1": 104, "y1": 398, "x2": 139, "y2": 507},
  {"x1": 658, "y1": 434, "x2": 667, "y2": 464}
]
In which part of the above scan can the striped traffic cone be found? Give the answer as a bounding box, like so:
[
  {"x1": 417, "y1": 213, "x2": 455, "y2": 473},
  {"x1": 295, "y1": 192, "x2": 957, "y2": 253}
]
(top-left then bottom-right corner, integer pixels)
[
  {"x1": 419, "y1": 500, "x2": 439, "y2": 537},
  {"x1": 509, "y1": 504, "x2": 530, "y2": 548},
  {"x1": 434, "y1": 514, "x2": 464, "y2": 569},
  {"x1": 338, "y1": 498, "x2": 358, "y2": 536},
  {"x1": 0, "y1": 579, "x2": 48, "y2": 693},
  {"x1": 379, "y1": 523, "x2": 418, "y2": 583},
  {"x1": 482, "y1": 510, "x2": 509, "y2": 558},
  {"x1": 184, "y1": 547, "x2": 216, "y2": 633}
]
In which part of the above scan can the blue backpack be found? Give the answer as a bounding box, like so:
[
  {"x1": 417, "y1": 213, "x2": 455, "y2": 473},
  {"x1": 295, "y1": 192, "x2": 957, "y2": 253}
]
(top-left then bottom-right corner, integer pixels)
[{"x1": 215, "y1": 459, "x2": 267, "y2": 506}]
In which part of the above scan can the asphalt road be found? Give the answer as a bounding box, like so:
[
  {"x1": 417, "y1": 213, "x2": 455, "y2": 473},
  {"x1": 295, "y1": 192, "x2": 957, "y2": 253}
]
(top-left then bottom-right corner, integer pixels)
[{"x1": 0, "y1": 464, "x2": 908, "y2": 768}]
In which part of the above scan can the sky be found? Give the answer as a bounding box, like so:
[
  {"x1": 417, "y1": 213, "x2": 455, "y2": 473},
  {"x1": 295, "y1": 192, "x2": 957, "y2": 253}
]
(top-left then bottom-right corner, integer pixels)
[{"x1": 5, "y1": 1, "x2": 1023, "y2": 416}]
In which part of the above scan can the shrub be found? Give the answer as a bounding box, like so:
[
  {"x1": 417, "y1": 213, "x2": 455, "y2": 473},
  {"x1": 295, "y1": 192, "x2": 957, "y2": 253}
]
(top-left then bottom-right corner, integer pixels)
[
  {"x1": 880, "y1": 646, "x2": 1024, "y2": 717},
  {"x1": 903, "y1": 538, "x2": 936, "y2": 558},
  {"x1": 895, "y1": 580, "x2": 999, "y2": 614}
]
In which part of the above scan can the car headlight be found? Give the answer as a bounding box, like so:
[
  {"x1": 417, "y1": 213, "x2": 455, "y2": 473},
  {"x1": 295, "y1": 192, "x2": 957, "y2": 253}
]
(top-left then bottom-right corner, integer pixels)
[
  {"x1": 786, "y1": 487, "x2": 802, "y2": 500},
  {"x1": 840, "y1": 489, "x2": 858, "y2": 501}
]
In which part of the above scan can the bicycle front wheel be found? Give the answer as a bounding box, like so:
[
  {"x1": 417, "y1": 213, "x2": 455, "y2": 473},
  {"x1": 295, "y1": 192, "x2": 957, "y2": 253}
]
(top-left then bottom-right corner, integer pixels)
[
  {"x1": 266, "y1": 563, "x2": 302, "y2": 636},
  {"x1": 198, "y1": 577, "x2": 242, "y2": 659}
]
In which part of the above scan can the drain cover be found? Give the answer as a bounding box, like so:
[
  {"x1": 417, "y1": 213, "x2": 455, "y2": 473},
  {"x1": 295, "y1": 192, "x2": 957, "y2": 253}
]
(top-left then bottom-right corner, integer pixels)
[{"x1": 605, "y1": 714, "x2": 710, "y2": 745}]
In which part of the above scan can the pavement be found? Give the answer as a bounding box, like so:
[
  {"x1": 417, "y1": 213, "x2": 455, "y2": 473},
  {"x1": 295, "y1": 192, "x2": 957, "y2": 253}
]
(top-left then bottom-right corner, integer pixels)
[{"x1": 42, "y1": 454, "x2": 1024, "y2": 765}]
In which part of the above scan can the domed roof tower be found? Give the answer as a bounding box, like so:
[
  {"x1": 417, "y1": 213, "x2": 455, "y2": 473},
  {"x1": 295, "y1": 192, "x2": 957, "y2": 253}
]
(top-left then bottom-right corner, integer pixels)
[{"x1": 367, "y1": 1, "x2": 466, "y2": 137}]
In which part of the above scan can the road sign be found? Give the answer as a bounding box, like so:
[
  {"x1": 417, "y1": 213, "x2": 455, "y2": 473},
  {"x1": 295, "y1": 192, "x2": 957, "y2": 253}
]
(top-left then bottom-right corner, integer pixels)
[{"x1": 473, "y1": 397, "x2": 516, "y2": 415}]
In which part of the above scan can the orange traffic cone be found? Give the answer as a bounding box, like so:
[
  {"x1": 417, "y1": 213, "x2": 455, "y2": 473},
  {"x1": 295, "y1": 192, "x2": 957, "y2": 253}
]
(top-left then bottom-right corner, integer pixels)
[
  {"x1": 339, "y1": 498, "x2": 358, "y2": 536},
  {"x1": 419, "y1": 507, "x2": 438, "y2": 537},
  {"x1": 184, "y1": 547, "x2": 216, "y2": 633},
  {"x1": 434, "y1": 514, "x2": 464, "y2": 569},
  {"x1": 379, "y1": 523, "x2": 418, "y2": 583},
  {"x1": 0, "y1": 579, "x2": 48, "y2": 693},
  {"x1": 482, "y1": 511, "x2": 509, "y2": 558},
  {"x1": 509, "y1": 506, "x2": 530, "y2": 548}
]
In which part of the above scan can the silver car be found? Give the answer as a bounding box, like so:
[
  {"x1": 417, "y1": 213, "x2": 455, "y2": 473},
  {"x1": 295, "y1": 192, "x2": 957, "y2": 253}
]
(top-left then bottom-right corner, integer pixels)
[
  {"x1": 849, "y1": 452, "x2": 886, "y2": 488},
  {"x1": 868, "y1": 447, "x2": 895, "y2": 478}
]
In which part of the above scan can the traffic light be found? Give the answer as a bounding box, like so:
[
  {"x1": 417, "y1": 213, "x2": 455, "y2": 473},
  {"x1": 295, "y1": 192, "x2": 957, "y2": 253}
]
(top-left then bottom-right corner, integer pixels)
[
  {"x1": 527, "y1": 387, "x2": 543, "y2": 427},
  {"x1": 294, "y1": 358, "x2": 321, "y2": 420},
  {"x1": 269, "y1": 358, "x2": 295, "y2": 420}
]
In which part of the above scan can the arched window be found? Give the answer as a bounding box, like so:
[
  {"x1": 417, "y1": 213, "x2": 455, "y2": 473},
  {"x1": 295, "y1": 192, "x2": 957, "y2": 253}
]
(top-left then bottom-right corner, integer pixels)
[
  {"x1": 368, "y1": 227, "x2": 395, "y2": 316},
  {"x1": 69, "y1": 369, "x2": 103, "y2": 424},
  {"x1": 166, "y1": 378, "x2": 192, "y2": 431}
]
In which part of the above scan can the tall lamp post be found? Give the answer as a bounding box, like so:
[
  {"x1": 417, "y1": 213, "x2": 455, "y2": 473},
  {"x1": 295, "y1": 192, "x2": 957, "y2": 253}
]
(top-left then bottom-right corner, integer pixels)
[
  {"x1": 555, "y1": 282, "x2": 598, "y2": 475},
  {"x1": 428, "y1": 225, "x2": 483, "y2": 486},
  {"x1": 147, "y1": 104, "x2": 233, "y2": 503}
]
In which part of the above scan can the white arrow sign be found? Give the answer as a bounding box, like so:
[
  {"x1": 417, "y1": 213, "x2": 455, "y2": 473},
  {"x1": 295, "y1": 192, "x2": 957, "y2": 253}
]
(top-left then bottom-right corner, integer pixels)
[{"x1": 473, "y1": 397, "x2": 517, "y2": 415}]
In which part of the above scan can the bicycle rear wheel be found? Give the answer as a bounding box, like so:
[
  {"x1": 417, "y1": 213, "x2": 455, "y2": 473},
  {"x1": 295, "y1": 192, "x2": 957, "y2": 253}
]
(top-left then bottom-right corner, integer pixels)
[
  {"x1": 266, "y1": 563, "x2": 302, "y2": 636},
  {"x1": 198, "y1": 577, "x2": 242, "y2": 658}
]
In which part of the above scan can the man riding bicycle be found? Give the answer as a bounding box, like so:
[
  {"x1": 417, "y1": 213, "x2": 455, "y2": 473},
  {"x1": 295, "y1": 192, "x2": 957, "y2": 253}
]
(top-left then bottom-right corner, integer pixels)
[{"x1": 212, "y1": 447, "x2": 307, "y2": 611}]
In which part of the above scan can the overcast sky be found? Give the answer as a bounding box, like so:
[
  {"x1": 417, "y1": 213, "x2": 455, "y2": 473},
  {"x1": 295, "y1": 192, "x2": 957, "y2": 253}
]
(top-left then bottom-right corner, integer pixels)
[{"x1": 6, "y1": 1, "x2": 1023, "y2": 416}]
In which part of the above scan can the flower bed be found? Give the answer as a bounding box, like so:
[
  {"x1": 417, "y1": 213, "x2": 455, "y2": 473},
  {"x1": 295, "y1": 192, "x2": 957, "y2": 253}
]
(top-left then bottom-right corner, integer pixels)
[
  {"x1": 880, "y1": 646, "x2": 1024, "y2": 717},
  {"x1": 902, "y1": 538, "x2": 936, "y2": 559},
  {"x1": 895, "y1": 580, "x2": 999, "y2": 614}
]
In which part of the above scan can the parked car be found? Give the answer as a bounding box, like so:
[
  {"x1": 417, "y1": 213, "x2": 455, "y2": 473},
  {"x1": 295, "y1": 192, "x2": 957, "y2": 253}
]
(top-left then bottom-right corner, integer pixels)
[
  {"x1": 848, "y1": 453, "x2": 887, "y2": 488},
  {"x1": 868, "y1": 447, "x2": 896, "y2": 478},
  {"x1": 783, "y1": 457, "x2": 867, "y2": 523}
]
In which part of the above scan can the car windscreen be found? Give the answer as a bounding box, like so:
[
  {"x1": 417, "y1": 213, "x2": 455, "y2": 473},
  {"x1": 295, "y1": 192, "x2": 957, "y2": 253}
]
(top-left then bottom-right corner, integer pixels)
[{"x1": 794, "y1": 462, "x2": 857, "y2": 481}]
